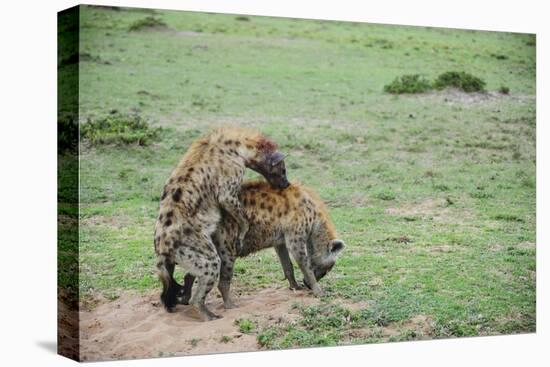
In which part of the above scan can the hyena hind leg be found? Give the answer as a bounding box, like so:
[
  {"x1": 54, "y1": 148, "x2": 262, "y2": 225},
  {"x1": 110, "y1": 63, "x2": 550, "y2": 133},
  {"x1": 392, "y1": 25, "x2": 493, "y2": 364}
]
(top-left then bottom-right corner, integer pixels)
[
  {"x1": 189, "y1": 270, "x2": 221, "y2": 321},
  {"x1": 179, "y1": 243, "x2": 222, "y2": 321}
]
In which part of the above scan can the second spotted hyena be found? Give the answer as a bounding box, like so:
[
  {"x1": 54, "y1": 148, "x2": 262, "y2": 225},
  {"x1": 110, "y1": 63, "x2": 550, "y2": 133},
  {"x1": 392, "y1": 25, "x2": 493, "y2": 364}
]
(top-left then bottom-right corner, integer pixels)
[
  {"x1": 154, "y1": 127, "x2": 289, "y2": 321},
  {"x1": 178, "y1": 180, "x2": 345, "y2": 309}
]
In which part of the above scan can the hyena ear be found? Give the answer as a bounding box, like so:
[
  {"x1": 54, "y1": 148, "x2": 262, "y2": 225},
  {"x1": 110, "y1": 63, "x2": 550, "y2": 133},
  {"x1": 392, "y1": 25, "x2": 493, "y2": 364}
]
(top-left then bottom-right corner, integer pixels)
[
  {"x1": 270, "y1": 151, "x2": 286, "y2": 166},
  {"x1": 330, "y1": 239, "x2": 345, "y2": 255}
]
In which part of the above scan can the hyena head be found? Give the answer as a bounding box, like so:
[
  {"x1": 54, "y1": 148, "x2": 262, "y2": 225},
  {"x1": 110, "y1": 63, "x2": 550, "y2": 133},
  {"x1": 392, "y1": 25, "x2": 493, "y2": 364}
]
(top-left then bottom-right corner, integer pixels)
[
  {"x1": 246, "y1": 137, "x2": 290, "y2": 189},
  {"x1": 306, "y1": 218, "x2": 346, "y2": 287}
]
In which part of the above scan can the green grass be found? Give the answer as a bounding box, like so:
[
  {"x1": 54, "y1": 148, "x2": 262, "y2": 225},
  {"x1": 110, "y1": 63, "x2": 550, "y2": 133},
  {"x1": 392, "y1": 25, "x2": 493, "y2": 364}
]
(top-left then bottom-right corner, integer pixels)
[{"x1": 68, "y1": 5, "x2": 536, "y2": 348}]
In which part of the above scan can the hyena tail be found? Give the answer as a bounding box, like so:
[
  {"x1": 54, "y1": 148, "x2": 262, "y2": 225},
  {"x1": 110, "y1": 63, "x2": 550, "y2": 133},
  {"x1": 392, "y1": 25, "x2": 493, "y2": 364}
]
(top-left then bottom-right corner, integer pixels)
[{"x1": 157, "y1": 255, "x2": 177, "y2": 312}]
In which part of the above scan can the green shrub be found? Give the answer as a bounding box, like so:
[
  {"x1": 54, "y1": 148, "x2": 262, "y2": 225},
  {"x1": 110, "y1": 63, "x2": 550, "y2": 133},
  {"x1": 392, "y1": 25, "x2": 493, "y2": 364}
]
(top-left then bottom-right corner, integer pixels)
[
  {"x1": 499, "y1": 85, "x2": 510, "y2": 94},
  {"x1": 257, "y1": 328, "x2": 277, "y2": 347},
  {"x1": 58, "y1": 115, "x2": 79, "y2": 153},
  {"x1": 235, "y1": 318, "x2": 255, "y2": 333},
  {"x1": 80, "y1": 114, "x2": 162, "y2": 146},
  {"x1": 492, "y1": 213, "x2": 524, "y2": 222},
  {"x1": 128, "y1": 16, "x2": 167, "y2": 31},
  {"x1": 373, "y1": 188, "x2": 396, "y2": 201},
  {"x1": 383, "y1": 74, "x2": 432, "y2": 94},
  {"x1": 490, "y1": 53, "x2": 508, "y2": 60},
  {"x1": 433, "y1": 71, "x2": 486, "y2": 92},
  {"x1": 220, "y1": 335, "x2": 233, "y2": 343}
]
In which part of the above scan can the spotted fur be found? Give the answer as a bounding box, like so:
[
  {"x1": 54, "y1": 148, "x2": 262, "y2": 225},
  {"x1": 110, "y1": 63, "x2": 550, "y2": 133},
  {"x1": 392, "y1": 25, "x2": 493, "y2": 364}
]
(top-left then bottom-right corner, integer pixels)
[
  {"x1": 154, "y1": 127, "x2": 288, "y2": 321},
  {"x1": 179, "y1": 180, "x2": 345, "y2": 309}
]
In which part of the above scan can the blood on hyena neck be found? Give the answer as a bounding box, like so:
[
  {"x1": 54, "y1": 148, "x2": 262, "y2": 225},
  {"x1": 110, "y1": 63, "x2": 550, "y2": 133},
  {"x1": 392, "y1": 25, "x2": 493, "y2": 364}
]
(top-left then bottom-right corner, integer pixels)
[{"x1": 176, "y1": 126, "x2": 277, "y2": 169}]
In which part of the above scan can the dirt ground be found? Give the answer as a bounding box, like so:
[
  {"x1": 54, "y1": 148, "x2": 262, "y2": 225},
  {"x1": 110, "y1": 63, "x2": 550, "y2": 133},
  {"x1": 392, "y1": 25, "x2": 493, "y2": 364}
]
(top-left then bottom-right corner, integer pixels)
[{"x1": 79, "y1": 287, "x2": 320, "y2": 362}]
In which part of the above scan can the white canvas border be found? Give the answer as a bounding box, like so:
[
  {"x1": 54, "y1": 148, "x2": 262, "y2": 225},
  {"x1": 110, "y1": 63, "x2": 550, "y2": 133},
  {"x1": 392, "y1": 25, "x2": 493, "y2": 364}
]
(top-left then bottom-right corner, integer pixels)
[{"x1": 0, "y1": 0, "x2": 546, "y2": 366}]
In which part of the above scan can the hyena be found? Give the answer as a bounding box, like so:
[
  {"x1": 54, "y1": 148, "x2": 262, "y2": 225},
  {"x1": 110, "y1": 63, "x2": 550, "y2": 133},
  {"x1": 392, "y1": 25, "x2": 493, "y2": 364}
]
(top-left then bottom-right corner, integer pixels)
[
  {"x1": 178, "y1": 180, "x2": 345, "y2": 309},
  {"x1": 154, "y1": 127, "x2": 289, "y2": 321}
]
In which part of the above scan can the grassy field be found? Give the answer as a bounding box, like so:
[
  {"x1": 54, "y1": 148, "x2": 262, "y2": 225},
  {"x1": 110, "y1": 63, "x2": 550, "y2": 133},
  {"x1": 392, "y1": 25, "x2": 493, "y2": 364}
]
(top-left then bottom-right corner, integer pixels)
[{"x1": 61, "y1": 5, "x2": 535, "y2": 348}]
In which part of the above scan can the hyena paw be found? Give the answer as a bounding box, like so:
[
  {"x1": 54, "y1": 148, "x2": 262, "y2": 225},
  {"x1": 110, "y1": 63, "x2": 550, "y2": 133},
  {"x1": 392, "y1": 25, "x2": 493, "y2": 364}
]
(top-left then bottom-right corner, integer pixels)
[
  {"x1": 224, "y1": 300, "x2": 239, "y2": 309},
  {"x1": 312, "y1": 286, "x2": 325, "y2": 298},
  {"x1": 289, "y1": 283, "x2": 306, "y2": 290}
]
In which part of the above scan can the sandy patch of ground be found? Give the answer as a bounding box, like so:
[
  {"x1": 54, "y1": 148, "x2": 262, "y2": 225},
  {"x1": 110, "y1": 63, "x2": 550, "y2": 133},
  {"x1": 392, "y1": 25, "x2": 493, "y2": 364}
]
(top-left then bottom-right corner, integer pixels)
[
  {"x1": 79, "y1": 287, "x2": 319, "y2": 362},
  {"x1": 172, "y1": 30, "x2": 203, "y2": 37},
  {"x1": 426, "y1": 244, "x2": 454, "y2": 253},
  {"x1": 58, "y1": 298, "x2": 80, "y2": 361},
  {"x1": 421, "y1": 89, "x2": 534, "y2": 106},
  {"x1": 385, "y1": 197, "x2": 474, "y2": 225},
  {"x1": 381, "y1": 315, "x2": 434, "y2": 339},
  {"x1": 488, "y1": 243, "x2": 505, "y2": 252},
  {"x1": 386, "y1": 198, "x2": 449, "y2": 218},
  {"x1": 516, "y1": 241, "x2": 535, "y2": 250},
  {"x1": 489, "y1": 241, "x2": 536, "y2": 253},
  {"x1": 58, "y1": 214, "x2": 78, "y2": 226},
  {"x1": 340, "y1": 314, "x2": 435, "y2": 342},
  {"x1": 80, "y1": 214, "x2": 138, "y2": 229}
]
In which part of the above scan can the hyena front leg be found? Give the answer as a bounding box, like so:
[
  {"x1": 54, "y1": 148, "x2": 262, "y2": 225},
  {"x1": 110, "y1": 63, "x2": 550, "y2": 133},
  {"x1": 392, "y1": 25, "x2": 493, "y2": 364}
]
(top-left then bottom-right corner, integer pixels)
[
  {"x1": 274, "y1": 244, "x2": 303, "y2": 290},
  {"x1": 286, "y1": 234, "x2": 324, "y2": 297},
  {"x1": 219, "y1": 193, "x2": 249, "y2": 250}
]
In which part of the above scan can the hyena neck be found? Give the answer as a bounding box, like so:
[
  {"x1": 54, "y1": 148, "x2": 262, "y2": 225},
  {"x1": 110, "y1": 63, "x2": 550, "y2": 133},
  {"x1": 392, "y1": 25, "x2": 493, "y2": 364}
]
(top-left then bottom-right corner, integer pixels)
[
  {"x1": 205, "y1": 127, "x2": 277, "y2": 165},
  {"x1": 236, "y1": 144, "x2": 258, "y2": 163},
  {"x1": 308, "y1": 220, "x2": 334, "y2": 264},
  {"x1": 238, "y1": 136, "x2": 276, "y2": 165}
]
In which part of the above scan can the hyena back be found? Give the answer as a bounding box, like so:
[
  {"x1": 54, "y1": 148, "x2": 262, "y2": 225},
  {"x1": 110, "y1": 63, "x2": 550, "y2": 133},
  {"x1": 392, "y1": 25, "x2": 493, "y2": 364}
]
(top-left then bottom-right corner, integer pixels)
[
  {"x1": 179, "y1": 180, "x2": 345, "y2": 309},
  {"x1": 154, "y1": 127, "x2": 288, "y2": 321}
]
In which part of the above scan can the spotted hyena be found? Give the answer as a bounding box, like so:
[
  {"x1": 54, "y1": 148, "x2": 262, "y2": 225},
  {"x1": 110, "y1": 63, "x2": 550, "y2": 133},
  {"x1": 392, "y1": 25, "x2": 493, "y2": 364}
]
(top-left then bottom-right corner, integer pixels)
[
  {"x1": 178, "y1": 180, "x2": 345, "y2": 309},
  {"x1": 154, "y1": 127, "x2": 289, "y2": 321}
]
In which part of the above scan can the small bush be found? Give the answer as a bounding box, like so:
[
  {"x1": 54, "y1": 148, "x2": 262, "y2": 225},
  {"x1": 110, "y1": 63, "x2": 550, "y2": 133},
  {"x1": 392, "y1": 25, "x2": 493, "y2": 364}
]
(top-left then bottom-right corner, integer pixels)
[
  {"x1": 60, "y1": 52, "x2": 110, "y2": 66},
  {"x1": 372, "y1": 38, "x2": 394, "y2": 49},
  {"x1": 220, "y1": 335, "x2": 233, "y2": 343},
  {"x1": 80, "y1": 114, "x2": 162, "y2": 146},
  {"x1": 499, "y1": 86, "x2": 510, "y2": 94},
  {"x1": 433, "y1": 71, "x2": 486, "y2": 93},
  {"x1": 470, "y1": 189, "x2": 493, "y2": 199},
  {"x1": 235, "y1": 16, "x2": 250, "y2": 21},
  {"x1": 257, "y1": 329, "x2": 277, "y2": 347},
  {"x1": 235, "y1": 318, "x2": 255, "y2": 333},
  {"x1": 492, "y1": 213, "x2": 524, "y2": 222},
  {"x1": 383, "y1": 74, "x2": 432, "y2": 94},
  {"x1": 373, "y1": 188, "x2": 396, "y2": 201},
  {"x1": 58, "y1": 115, "x2": 79, "y2": 153},
  {"x1": 490, "y1": 53, "x2": 508, "y2": 60},
  {"x1": 128, "y1": 16, "x2": 167, "y2": 31}
]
